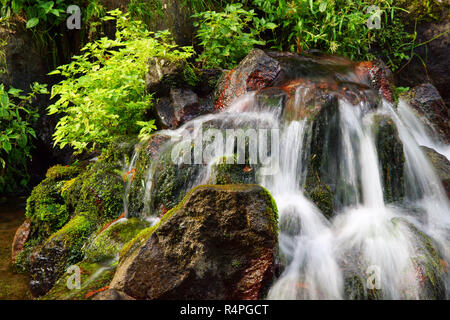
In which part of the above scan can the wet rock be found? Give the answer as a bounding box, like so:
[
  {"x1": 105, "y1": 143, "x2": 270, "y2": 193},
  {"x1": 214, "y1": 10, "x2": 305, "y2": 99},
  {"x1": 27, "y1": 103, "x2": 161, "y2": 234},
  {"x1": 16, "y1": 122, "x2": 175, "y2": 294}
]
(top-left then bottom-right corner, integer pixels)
[
  {"x1": 154, "y1": 88, "x2": 205, "y2": 129},
  {"x1": 83, "y1": 218, "x2": 150, "y2": 263},
  {"x1": 374, "y1": 115, "x2": 406, "y2": 203},
  {"x1": 42, "y1": 260, "x2": 117, "y2": 300},
  {"x1": 307, "y1": 185, "x2": 334, "y2": 219},
  {"x1": 11, "y1": 219, "x2": 31, "y2": 264},
  {"x1": 357, "y1": 60, "x2": 395, "y2": 103},
  {"x1": 407, "y1": 84, "x2": 449, "y2": 143},
  {"x1": 126, "y1": 134, "x2": 171, "y2": 218},
  {"x1": 421, "y1": 146, "x2": 450, "y2": 198},
  {"x1": 146, "y1": 58, "x2": 186, "y2": 97},
  {"x1": 29, "y1": 215, "x2": 96, "y2": 297},
  {"x1": 149, "y1": 145, "x2": 202, "y2": 217},
  {"x1": 215, "y1": 49, "x2": 281, "y2": 109},
  {"x1": 305, "y1": 95, "x2": 341, "y2": 214},
  {"x1": 109, "y1": 184, "x2": 278, "y2": 300},
  {"x1": 208, "y1": 156, "x2": 257, "y2": 185}
]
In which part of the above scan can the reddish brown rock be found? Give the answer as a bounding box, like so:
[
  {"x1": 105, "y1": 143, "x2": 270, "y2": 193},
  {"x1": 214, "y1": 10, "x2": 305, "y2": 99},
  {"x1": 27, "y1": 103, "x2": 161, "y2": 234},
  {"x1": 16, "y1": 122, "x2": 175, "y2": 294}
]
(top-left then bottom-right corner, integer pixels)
[
  {"x1": 11, "y1": 219, "x2": 31, "y2": 264},
  {"x1": 215, "y1": 49, "x2": 281, "y2": 110},
  {"x1": 358, "y1": 60, "x2": 395, "y2": 103},
  {"x1": 108, "y1": 184, "x2": 278, "y2": 300}
]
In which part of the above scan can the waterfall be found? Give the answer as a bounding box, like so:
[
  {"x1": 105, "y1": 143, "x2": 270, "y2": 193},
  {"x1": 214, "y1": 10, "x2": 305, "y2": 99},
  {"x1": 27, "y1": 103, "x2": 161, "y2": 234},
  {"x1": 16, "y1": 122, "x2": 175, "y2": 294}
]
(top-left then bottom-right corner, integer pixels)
[{"x1": 124, "y1": 62, "x2": 449, "y2": 300}]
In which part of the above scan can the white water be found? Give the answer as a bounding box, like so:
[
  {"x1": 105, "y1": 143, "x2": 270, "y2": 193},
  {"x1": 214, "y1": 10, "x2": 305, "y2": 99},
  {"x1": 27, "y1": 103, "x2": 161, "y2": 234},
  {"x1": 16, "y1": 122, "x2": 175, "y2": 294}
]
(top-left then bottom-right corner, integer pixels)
[{"x1": 126, "y1": 87, "x2": 449, "y2": 299}]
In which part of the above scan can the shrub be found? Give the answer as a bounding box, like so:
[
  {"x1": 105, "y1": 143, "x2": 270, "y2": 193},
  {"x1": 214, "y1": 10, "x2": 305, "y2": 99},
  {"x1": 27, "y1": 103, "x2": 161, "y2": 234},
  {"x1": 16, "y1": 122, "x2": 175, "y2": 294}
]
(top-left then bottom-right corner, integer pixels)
[
  {"x1": 0, "y1": 82, "x2": 47, "y2": 194},
  {"x1": 48, "y1": 10, "x2": 194, "y2": 153},
  {"x1": 193, "y1": 3, "x2": 276, "y2": 69}
]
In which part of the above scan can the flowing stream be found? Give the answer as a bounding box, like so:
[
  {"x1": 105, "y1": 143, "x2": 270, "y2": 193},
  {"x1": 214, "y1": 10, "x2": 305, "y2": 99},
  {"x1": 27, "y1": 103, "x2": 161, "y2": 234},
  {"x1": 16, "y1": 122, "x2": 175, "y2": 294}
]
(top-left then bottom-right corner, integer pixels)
[{"x1": 121, "y1": 60, "x2": 449, "y2": 299}]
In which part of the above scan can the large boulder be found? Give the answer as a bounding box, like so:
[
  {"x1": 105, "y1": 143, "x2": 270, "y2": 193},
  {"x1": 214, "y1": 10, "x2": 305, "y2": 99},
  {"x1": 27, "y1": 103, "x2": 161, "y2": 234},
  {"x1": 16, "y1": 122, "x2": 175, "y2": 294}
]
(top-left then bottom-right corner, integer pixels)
[{"x1": 107, "y1": 184, "x2": 278, "y2": 300}]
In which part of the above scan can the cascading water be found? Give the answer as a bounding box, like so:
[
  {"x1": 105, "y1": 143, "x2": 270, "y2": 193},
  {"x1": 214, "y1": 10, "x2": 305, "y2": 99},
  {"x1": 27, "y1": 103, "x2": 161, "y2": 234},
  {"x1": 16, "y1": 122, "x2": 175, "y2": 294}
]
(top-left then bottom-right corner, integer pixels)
[{"x1": 121, "y1": 56, "x2": 449, "y2": 300}]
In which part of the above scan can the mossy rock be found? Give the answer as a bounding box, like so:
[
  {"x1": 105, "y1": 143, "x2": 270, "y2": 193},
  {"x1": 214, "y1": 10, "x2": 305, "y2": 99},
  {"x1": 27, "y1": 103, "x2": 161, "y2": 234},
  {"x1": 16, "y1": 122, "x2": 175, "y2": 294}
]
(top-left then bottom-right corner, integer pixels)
[
  {"x1": 149, "y1": 144, "x2": 202, "y2": 216},
  {"x1": 109, "y1": 184, "x2": 278, "y2": 300},
  {"x1": 373, "y1": 115, "x2": 405, "y2": 203},
  {"x1": 41, "y1": 260, "x2": 117, "y2": 300},
  {"x1": 406, "y1": 221, "x2": 446, "y2": 299},
  {"x1": 83, "y1": 218, "x2": 150, "y2": 263},
  {"x1": 29, "y1": 214, "x2": 97, "y2": 297},
  {"x1": 25, "y1": 164, "x2": 82, "y2": 244},
  {"x1": 304, "y1": 95, "x2": 340, "y2": 217},
  {"x1": 65, "y1": 137, "x2": 138, "y2": 221},
  {"x1": 209, "y1": 155, "x2": 257, "y2": 185},
  {"x1": 126, "y1": 134, "x2": 171, "y2": 217},
  {"x1": 306, "y1": 184, "x2": 334, "y2": 219},
  {"x1": 343, "y1": 272, "x2": 383, "y2": 300}
]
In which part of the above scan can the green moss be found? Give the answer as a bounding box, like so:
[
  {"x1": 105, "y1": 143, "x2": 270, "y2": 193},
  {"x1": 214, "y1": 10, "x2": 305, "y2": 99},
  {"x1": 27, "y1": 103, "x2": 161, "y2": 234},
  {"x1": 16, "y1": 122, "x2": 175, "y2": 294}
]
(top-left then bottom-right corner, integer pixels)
[
  {"x1": 260, "y1": 186, "x2": 279, "y2": 235},
  {"x1": 41, "y1": 260, "x2": 117, "y2": 300},
  {"x1": 25, "y1": 165, "x2": 83, "y2": 243},
  {"x1": 210, "y1": 155, "x2": 257, "y2": 185},
  {"x1": 343, "y1": 273, "x2": 383, "y2": 300},
  {"x1": 374, "y1": 115, "x2": 405, "y2": 203},
  {"x1": 150, "y1": 145, "x2": 201, "y2": 215},
  {"x1": 83, "y1": 218, "x2": 150, "y2": 263},
  {"x1": 307, "y1": 184, "x2": 334, "y2": 219},
  {"x1": 45, "y1": 165, "x2": 82, "y2": 181},
  {"x1": 48, "y1": 214, "x2": 97, "y2": 267},
  {"x1": 120, "y1": 225, "x2": 158, "y2": 259}
]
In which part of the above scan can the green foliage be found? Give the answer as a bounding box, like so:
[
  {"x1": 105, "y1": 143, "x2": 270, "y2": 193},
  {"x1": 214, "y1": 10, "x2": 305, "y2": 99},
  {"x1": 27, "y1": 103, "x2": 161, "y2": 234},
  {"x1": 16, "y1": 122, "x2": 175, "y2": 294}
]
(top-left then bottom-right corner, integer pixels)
[
  {"x1": 193, "y1": 3, "x2": 276, "y2": 69},
  {"x1": 0, "y1": 36, "x2": 6, "y2": 76},
  {"x1": 191, "y1": 0, "x2": 421, "y2": 71},
  {"x1": 128, "y1": 0, "x2": 163, "y2": 29},
  {"x1": 25, "y1": 164, "x2": 81, "y2": 243},
  {"x1": 48, "y1": 10, "x2": 194, "y2": 153},
  {"x1": 251, "y1": 0, "x2": 413, "y2": 70},
  {"x1": 137, "y1": 119, "x2": 157, "y2": 141},
  {"x1": 0, "y1": 82, "x2": 47, "y2": 194}
]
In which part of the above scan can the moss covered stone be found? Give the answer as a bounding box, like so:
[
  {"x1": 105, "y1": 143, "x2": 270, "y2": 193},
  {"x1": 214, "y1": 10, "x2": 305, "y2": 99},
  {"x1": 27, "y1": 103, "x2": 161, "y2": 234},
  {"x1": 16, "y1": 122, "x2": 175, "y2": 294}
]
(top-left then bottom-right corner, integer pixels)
[
  {"x1": 374, "y1": 115, "x2": 405, "y2": 203},
  {"x1": 41, "y1": 260, "x2": 117, "y2": 300},
  {"x1": 304, "y1": 95, "x2": 340, "y2": 217},
  {"x1": 108, "y1": 184, "x2": 279, "y2": 300},
  {"x1": 307, "y1": 184, "x2": 334, "y2": 219},
  {"x1": 209, "y1": 155, "x2": 257, "y2": 185},
  {"x1": 126, "y1": 134, "x2": 171, "y2": 217},
  {"x1": 149, "y1": 144, "x2": 202, "y2": 216},
  {"x1": 25, "y1": 164, "x2": 82, "y2": 244},
  {"x1": 83, "y1": 218, "x2": 150, "y2": 263},
  {"x1": 29, "y1": 214, "x2": 96, "y2": 297}
]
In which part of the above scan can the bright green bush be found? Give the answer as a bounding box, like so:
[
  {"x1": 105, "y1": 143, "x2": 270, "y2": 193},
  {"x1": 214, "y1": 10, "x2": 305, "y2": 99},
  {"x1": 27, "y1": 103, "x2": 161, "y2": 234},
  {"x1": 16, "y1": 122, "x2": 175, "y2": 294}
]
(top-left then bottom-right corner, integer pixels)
[
  {"x1": 191, "y1": 0, "x2": 421, "y2": 71},
  {"x1": 0, "y1": 82, "x2": 47, "y2": 193},
  {"x1": 193, "y1": 3, "x2": 276, "y2": 69},
  {"x1": 251, "y1": 0, "x2": 414, "y2": 70},
  {"x1": 48, "y1": 10, "x2": 194, "y2": 153}
]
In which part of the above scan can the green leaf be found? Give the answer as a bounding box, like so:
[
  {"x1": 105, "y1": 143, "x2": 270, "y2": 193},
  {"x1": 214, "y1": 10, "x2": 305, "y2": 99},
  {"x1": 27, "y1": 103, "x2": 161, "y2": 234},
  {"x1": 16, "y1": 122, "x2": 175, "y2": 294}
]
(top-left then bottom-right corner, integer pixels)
[
  {"x1": 47, "y1": 69, "x2": 61, "y2": 76},
  {"x1": 26, "y1": 18, "x2": 40, "y2": 29},
  {"x1": 2, "y1": 140, "x2": 12, "y2": 153}
]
